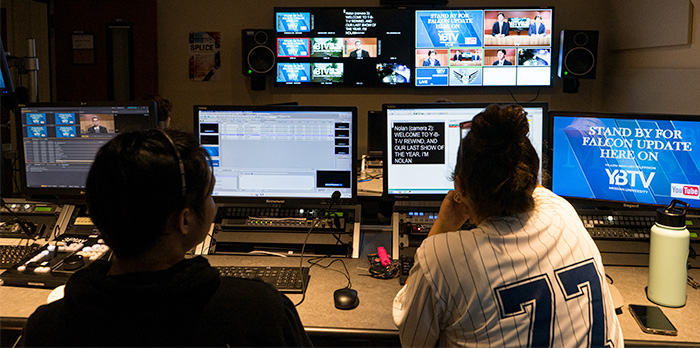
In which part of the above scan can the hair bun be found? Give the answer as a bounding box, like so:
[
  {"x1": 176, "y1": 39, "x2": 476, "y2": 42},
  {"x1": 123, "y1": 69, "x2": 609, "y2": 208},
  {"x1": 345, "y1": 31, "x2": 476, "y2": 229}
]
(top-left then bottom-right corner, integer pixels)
[{"x1": 471, "y1": 104, "x2": 529, "y2": 154}]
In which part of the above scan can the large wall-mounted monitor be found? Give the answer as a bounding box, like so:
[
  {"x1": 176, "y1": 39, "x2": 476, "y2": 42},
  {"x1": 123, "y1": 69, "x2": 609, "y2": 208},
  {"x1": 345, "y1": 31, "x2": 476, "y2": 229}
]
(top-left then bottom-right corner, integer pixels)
[
  {"x1": 384, "y1": 102, "x2": 548, "y2": 200},
  {"x1": 16, "y1": 102, "x2": 157, "y2": 199},
  {"x1": 415, "y1": 7, "x2": 554, "y2": 87},
  {"x1": 274, "y1": 7, "x2": 414, "y2": 87},
  {"x1": 550, "y1": 111, "x2": 700, "y2": 211},
  {"x1": 194, "y1": 105, "x2": 358, "y2": 205}
]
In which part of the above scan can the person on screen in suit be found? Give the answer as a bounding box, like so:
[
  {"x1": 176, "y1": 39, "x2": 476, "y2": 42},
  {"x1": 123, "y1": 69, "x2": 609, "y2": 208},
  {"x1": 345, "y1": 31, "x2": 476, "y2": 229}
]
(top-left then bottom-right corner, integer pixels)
[
  {"x1": 452, "y1": 50, "x2": 464, "y2": 62},
  {"x1": 492, "y1": 12, "x2": 510, "y2": 37},
  {"x1": 21, "y1": 129, "x2": 312, "y2": 347},
  {"x1": 392, "y1": 104, "x2": 624, "y2": 348},
  {"x1": 528, "y1": 14, "x2": 547, "y2": 37},
  {"x1": 422, "y1": 50, "x2": 441, "y2": 67},
  {"x1": 86, "y1": 116, "x2": 108, "y2": 133},
  {"x1": 492, "y1": 49, "x2": 512, "y2": 66},
  {"x1": 349, "y1": 39, "x2": 370, "y2": 59}
]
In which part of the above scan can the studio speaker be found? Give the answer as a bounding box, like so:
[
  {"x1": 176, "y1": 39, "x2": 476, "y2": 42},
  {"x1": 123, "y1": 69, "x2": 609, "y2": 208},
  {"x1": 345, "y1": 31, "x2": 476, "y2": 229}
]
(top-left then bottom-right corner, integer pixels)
[
  {"x1": 242, "y1": 29, "x2": 276, "y2": 76},
  {"x1": 558, "y1": 30, "x2": 599, "y2": 79}
]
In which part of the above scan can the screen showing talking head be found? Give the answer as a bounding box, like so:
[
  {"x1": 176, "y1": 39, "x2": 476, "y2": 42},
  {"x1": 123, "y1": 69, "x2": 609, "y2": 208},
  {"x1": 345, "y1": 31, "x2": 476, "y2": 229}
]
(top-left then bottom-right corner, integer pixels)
[
  {"x1": 415, "y1": 8, "x2": 553, "y2": 87},
  {"x1": 275, "y1": 7, "x2": 413, "y2": 87},
  {"x1": 18, "y1": 103, "x2": 155, "y2": 195},
  {"x1": 551, "y1": 112, "x2": 700, "y2": 209},
  {"x1": 196, "y1": 106, "x2": 357, "y2": 201},
  {"x1": 384, "y1": 103, "x2": 546, "y2": 199}
]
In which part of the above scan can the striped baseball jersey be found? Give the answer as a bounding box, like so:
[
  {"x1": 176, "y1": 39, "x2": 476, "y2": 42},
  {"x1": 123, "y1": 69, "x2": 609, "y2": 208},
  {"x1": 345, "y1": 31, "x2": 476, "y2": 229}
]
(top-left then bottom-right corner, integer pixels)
[{"x1": 393, "y1": 187, "x2": 624, "y2": 347}]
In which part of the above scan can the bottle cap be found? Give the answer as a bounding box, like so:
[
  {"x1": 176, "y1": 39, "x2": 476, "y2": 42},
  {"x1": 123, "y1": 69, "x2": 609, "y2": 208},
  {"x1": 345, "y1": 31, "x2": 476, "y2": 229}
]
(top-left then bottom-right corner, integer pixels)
[{"x1": 656, "y1": 199, "x2": 689, "y2": 227}]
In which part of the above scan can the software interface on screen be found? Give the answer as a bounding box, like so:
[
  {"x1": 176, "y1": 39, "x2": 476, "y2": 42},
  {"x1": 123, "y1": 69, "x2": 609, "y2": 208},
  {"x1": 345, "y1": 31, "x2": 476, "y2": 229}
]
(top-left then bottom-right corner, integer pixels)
[
  {"x1": 551, "y1": 112, "x2": 700, "y2": 209},
  {"x1": 275, "y1": 7, "x2": 413, "y2": 86},
  {"x1": 385, "y1": 104, "x2": 545, "y2": 196},
  {"x1": 19, "y1": 104, "x2": 153, "y2": 190},
  {"x1": 415, "y1": 8, "x2": 553, "y2": 87},
  {"x1": 197, "y1": 108, "x2": 355, "y2": 199}
]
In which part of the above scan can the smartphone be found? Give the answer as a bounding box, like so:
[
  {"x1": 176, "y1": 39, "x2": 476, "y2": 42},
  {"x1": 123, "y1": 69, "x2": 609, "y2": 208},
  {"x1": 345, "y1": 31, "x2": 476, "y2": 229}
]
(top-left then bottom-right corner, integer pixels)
[{"x1": 628, "y1": 304, "x2": 678, "y2": 336}]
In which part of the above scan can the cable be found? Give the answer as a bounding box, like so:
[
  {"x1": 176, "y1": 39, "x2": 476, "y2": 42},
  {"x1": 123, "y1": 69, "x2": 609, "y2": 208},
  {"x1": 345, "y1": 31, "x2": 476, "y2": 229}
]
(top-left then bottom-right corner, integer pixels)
[
  {"x1": 294, "y1": 191, "x2": 341, "y2": 307},
  {"x1": 0, "y1": 198, "x2": 38, "y2": 237},
  {"x1": 507, "y1": 87, "x2": 541, "y2": 103},
  {"x1": 307, "y1": 256, "x2": 352, "y2": 289}
]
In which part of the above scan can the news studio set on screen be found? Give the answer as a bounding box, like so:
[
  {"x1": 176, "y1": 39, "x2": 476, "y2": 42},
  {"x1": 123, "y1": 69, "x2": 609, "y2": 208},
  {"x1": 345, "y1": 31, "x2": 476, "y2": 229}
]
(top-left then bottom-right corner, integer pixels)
[{"x1": 415, "y1": 8, "x2": 553, "y2": 87}]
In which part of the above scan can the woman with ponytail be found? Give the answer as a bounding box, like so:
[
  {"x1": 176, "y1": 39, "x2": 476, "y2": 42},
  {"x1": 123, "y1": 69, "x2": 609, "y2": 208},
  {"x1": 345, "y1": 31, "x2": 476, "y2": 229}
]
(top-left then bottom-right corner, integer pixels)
[{"x1": 393, "y1": 104, "x2": 623, "y2": 348}]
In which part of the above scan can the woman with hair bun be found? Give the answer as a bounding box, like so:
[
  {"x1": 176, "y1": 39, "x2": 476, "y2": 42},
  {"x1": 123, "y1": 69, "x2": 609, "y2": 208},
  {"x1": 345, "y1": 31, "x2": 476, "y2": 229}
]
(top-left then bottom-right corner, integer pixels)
[{"x1": 393, "y1": 104, "x2": 623, "y2": 348}]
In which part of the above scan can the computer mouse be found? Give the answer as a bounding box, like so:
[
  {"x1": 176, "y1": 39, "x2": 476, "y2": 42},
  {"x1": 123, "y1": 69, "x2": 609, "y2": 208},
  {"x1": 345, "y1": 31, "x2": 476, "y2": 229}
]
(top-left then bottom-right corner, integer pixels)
[
  {"x1": 333, "y1": 288, "x2": 359, "y2": 310},
  {"x1": 63, "y1": 254, "x2": 85, "y2": 271}
]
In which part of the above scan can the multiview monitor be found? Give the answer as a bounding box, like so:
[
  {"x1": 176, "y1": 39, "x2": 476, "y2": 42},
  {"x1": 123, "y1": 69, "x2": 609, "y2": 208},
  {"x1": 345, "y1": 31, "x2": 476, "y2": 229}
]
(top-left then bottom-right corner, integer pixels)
[
  {"x1": 16, "y1": 102, "x2": 157, "y2": 198},
  {"x1": 194, "y1": 105, "x2": 358, "y2": 205},
  {"x1": 550, "y1": 111, "x2": 700, "y2": 211},
  {"x1": 274, "y1": 7, "x2": 413, "y2": 87},
  {"x1": 384, "y1": 102, "x2": 548, "y2": 200},
  {"x1": 415, "y1": 7, "x2": 554, "y2": 87}
]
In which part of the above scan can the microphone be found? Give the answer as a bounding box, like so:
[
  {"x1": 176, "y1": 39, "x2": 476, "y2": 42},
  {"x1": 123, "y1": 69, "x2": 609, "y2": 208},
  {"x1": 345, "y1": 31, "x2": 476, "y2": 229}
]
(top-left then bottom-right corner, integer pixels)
[{"x1": 330, "y1": 190, "x2": 341, "y2": 202}]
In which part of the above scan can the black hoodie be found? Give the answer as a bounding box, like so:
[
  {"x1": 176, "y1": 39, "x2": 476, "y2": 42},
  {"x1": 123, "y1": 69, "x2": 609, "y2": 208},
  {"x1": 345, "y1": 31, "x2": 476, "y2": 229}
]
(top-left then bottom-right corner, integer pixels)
[{"x1": 21, "y1": 256, "x2": 312, "y2": 347}]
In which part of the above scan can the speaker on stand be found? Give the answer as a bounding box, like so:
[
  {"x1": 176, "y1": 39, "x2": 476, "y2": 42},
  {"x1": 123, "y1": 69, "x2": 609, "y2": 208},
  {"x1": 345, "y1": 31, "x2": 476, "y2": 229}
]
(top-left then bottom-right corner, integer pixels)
[
  {"x1": 558, "y1": 30, "x2": 599, "y2": 93},
  {"x1": 242, "y1": 29, "x2": 276, "y2": 91}
]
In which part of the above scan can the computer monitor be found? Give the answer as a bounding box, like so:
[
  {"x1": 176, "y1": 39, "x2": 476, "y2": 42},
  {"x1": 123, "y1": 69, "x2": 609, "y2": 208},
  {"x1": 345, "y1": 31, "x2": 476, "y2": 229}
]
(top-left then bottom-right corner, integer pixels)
[
  {"x1": 384, "y1": 102, "x2": 547, "y2": 200},
  {"x1": 550, "y1": 111, "x2": 700, "y2": 211},
  {"x1": 194, "y1": 105, "x2": 358, "y2": 205},
  {"x1": 0, "y1": 38, "x2": 14, "y2": 94},
  {"x1": 16, "y1": 102, "x2": 157, "y2": 199}
]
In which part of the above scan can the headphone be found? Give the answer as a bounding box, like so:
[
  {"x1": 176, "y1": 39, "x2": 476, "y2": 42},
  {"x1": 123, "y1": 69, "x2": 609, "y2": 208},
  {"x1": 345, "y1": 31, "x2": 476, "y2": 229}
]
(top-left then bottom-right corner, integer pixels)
[{"x1": 154, "y1": 129, "x2": 187, "y2": 198}]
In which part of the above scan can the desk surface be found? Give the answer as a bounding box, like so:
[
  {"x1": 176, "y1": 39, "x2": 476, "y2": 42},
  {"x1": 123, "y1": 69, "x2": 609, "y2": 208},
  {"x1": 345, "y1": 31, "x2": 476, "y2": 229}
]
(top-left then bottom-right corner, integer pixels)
[{"x1": 2, "y1": 256, "x2": 700, "y2": 346}]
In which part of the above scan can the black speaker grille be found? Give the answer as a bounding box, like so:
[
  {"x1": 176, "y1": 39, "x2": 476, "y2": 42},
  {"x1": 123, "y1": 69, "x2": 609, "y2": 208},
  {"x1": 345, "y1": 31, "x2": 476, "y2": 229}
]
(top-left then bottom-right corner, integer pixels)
[
  {"x1": 564, "y1": 48, "x2": 595, "y2": 76},
  {"x1": 247, "y1": 46, "x2": 275, "y2": 74}
]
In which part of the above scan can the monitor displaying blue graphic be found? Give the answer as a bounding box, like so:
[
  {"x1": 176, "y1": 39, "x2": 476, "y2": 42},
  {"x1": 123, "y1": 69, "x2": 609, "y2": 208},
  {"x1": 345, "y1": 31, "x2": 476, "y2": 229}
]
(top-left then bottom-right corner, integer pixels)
[
  {"x1": 277, "y1": 38, "x2": 310, "y2": 57},
  {"x1": 415, "y1": 8, "x2": 554, "y2": 87},
  {"x1": 277, "y1": 63, "x2": 311, "y2": 83},
  {"x1": 275, "y1": 7, "x2": 413, "y2": 87},
  {"x1": 276, "y1": 12, "x2": 311, "y2": 33},
  {"x1": 55, "y1": 113, "x2": 76, "y2": 124},
  {"x1": 551, "y1": 111, "x2": 700, "y2": 209},
  {"x1": 384, "y1": 102, "x2": 548, "y2": 200}
]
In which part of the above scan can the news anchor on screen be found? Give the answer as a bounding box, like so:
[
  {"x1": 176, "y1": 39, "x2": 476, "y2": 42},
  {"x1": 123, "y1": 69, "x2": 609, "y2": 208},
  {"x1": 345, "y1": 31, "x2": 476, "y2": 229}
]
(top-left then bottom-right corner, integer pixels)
[
  {"x1": 349, "y1": 40, "x2": 370, "y2": 59},
  {"x1": 492, "y1": 49, "x2": 512, "y2": 66},
  {"x1": 492, "y1": 12, "x2": 510, "y2": 37},
  {"x1": 528, "y1": 15, "x2": 546, "y2": 36},
  {"x1": 422, "y1": 50, "x2": 441, "y2": 66},
  {"x1": 87, "y1": 116, "x2": 109, "y2": 134}
]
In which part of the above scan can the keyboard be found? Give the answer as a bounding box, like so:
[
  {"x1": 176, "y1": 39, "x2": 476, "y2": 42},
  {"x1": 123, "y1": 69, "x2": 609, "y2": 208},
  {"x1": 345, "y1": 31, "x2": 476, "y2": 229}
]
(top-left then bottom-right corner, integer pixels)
[
  {"x1": 0, "y1": 245, "x2": 42, "y2": 268},
  {"x1": 578, "y1": 211, "x2": 656, "y2": 240},
  {"x1": 216, "y1": 265, "x2": 309, "y2": 293}
]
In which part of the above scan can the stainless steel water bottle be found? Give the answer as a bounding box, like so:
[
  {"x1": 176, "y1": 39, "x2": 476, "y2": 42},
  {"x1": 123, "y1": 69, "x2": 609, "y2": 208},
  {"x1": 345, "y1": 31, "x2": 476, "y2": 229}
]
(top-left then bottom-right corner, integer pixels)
[{"x1": 647, "y1": 199, "x2": 690, "y2": 307}]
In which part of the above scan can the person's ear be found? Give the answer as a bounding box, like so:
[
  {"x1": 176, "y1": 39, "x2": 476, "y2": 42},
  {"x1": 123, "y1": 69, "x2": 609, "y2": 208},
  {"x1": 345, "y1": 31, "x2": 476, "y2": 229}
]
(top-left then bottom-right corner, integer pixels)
[
  {"x1": 174, "y1": 207, "x2": 192, "y2": 236},
  {"x1": 454, "y1": 175, "x2": 466, "y2": 196}
]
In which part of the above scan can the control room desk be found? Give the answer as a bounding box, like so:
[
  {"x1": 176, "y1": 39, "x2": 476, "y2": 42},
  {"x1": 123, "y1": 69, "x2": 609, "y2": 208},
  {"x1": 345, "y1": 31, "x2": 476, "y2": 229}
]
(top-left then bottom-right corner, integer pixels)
[{"x1": 2, "y1": 257, "x2": 700, "y2": 347}]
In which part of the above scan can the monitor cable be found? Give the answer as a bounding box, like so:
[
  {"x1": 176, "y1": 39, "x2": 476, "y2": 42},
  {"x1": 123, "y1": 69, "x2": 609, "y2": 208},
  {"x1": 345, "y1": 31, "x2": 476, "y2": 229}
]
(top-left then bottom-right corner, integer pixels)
[{"x1": 294, "y1": 190, "x2": 341, "y2": 307}]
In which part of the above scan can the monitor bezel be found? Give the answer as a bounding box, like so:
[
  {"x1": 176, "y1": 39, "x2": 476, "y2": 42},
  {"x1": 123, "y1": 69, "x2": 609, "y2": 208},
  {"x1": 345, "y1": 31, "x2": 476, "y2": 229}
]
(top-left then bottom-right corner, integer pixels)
[
  {"x1": 383, "y1": 101, "x2": 549, "y2": 201},
  {"x1": 15, "y1": 101, "x2": 157, "y2": 201},
  {"x1": 193, "y1": 104, "x2": 358, "y2": 206},
  {"x1": 412, "y1": 6, "x2": 556, "y2": 88},
  {"x1": 547, "y1": 110, "x2": 700, "y2": 213}
]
